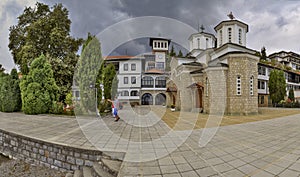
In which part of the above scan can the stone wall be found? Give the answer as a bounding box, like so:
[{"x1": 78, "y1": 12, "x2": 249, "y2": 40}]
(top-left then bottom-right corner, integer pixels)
[
  {"x1": 204, "y1": 68, "x2": 228, "y2": 114},
  {"x1": 0, "y1": 129, "x2": 104, "y2": 172},
  {"x1": 226, "y1": 54, "x2": 259, "y2": 115}
]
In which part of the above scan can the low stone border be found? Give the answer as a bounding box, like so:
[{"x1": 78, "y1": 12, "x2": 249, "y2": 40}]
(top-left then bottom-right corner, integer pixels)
[{"x1": 0, "y1": 128, "x2": 104, "y2": 172}]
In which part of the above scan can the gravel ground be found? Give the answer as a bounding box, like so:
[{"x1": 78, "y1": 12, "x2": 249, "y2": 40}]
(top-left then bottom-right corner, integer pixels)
[{"x1": 0, "y1": 156, "x2": 67, "y2": 177}]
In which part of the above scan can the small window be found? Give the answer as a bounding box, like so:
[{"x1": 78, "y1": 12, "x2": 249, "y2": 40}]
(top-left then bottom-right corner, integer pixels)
[
  {"x1": 158, "y1": 42, "x2": 160, "y2": 48},
  {"x1": 228, "y1": 28, "x2": 232, "y2": 43},
  {"x1": 238, "y1": 29, "x2": 242, "y2": 44},
  {"x1": 237, "y1": 76, "x2": 241, "y2": 95},
  {"x1": 250, "y1": 76, "x2": 254, "y2": 95},
  {"x1": 124, "y1": 77, "x2": 128, "y2": 84},
  {"x1": 154, "y1": 42, "x2": 157, "y2": 48},
  {"x1": 124, "y1": 63, "x2": 128, "y2": 71},
  {"x1": 197, "y1": 38, "x2": 200, "y2": 49},
  {"x1": 131, "y1": 63, "x2": 136, "y2": 71},
  {"x1": 131, "y1": 76, "x2": 136, "y2": 84}
]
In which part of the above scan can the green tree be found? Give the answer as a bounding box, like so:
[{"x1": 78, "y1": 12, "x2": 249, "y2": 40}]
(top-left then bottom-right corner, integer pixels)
[
  {"x1": 169, "y1": 45, "x2": 176, "y2": 57},
  {"x1": 0, "y1": 64, "x2": 5, "y2": 75},
  {"x1": 288, "y1": 88, "x2": 295, "y2": 102},
  {"x1": 20, "y1": 55, "x2": 59, "y2": 114},
  {"x1": 268, "y1": 70, "x2": 286, "y2": 106},
  {"x1": 0, "y1": 69, "x2": 22, "y2": 112},
  {"x1": 260, "y1": 46, "x2": 267, "y2": 61},
  {"x1": 103, "y1": 63, "x2": 116, "y2": 99},
  {"x1": 8, "y1": 2, "x2": 83, "y2": 102},
  {"x1": 76, "y1": 36, "x2": 102, "y2": 112},
  {"x1": 177, "y1": 50, "x2": 183, "y2": 57}
]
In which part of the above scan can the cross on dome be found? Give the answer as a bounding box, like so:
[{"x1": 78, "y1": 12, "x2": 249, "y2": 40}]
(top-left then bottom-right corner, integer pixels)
[{"x1": 227, "y1": 12, "x2": 235, "y2": 20}]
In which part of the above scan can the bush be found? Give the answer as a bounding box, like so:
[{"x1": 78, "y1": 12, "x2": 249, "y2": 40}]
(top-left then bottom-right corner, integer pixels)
[
  {"x1": 99, "y1": 100, "x2": 111, "y2": 113},
  {"x1": 49, "y1": 101, "x2": 63, "y2": 114},
  {"x1": 65, "y1": 92, "x2": 73, "y2": 106},
  {"x1": 0, "y1": 69, "x2": 21, "y2": 112},
  {"x1": 20, "y1": 55, "x2": 59, "y2": 114},
  {"x1": 21, "y1": 82, "x2": 49, "y2": 114}
]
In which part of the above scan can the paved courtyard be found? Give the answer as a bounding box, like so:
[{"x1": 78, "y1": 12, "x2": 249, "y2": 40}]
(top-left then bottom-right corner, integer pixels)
[{"x1": 1, "y1": 107, "x2": 300, "y2": 176}]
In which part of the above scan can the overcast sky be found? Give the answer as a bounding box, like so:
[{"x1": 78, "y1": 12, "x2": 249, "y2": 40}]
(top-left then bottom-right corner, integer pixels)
[{"x1": 1, "y1": 0, "x2": 300, "y2": 72}]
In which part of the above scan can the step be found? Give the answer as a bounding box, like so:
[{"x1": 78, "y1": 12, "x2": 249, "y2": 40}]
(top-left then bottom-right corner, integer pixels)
[
  {"x1": 102, "y1": 151, "x2": 125, "y2": 161},
  {"x1": 93, "y1": 162, "x2": 115, "y2": 177},
  {"x1": 74, "y1": 169, "x2": 83, "y2": 177},
  {"x1": 82, "y1": 167, "x2": 93, "y2": 177},
  {"x1": 101, "y1": 159, "x2": 122, "y2": 174}
]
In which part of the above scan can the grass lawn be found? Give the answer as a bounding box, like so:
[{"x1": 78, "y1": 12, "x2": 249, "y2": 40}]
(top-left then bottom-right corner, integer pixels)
[{"x1": 151, "y1": 107, "x2": 300, "y2": 130}]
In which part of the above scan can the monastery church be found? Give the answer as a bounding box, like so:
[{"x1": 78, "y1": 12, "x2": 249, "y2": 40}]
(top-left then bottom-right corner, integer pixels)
[{"x1": 166, "y1": 14, "x2": 259, "y2": 115}]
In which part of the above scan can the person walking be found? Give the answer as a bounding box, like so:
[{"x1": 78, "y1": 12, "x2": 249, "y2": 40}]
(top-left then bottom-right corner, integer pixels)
[{"x1": 107, "y1": 96, "x2": 120, "y2": 122}]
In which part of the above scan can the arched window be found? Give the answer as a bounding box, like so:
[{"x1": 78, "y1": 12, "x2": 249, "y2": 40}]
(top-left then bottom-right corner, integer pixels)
[
  {"x1": 250, "y1": 76, "x2": 254, "y2": 95},
  {"x1": 238, "y1": 29, "x2": 242, "y2": 44},
  {"x1": 228, "y1": 28, "x2": 232, "y2": 43},
  {"x1": 237, "y1": 76, "x2": 241, "y2": 95},
  {"x1": 197, "y1": 38, "x2": 200, "y2": 49},
  {"x1": 142, "y1": 76, "x2": 154, "y2": 88}
]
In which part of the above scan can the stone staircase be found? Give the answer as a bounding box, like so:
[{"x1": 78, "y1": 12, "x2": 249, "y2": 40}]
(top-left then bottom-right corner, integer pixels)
[{"x1": 65, "y1": 151, "x2": 124, "y2": 177}]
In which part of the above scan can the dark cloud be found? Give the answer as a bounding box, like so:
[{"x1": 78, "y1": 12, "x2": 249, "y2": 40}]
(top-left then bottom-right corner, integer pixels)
[{"x1": 1, "y1": 0, "x2": 300, "y2": 71}]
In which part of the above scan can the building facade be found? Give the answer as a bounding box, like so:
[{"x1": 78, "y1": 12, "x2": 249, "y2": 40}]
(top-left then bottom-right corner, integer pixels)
[
  {"x1": 105, "y1": 38, "x2": 170, "y2": 105},
  {"x1": 167, "y1": 17, "x2": 259, "y2": 115},
  {"x1": 102, "y1": 15, "x2": 300, "y2": 112}
]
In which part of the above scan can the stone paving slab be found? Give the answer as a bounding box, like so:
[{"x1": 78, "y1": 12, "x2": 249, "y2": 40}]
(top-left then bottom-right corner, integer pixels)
[{"x1": 1, "y1": 107, "x2": 300, "y2": 176}]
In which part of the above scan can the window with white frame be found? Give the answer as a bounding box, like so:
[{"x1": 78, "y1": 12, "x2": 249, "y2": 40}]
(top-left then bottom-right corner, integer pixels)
[
  {"x1": 124, "y1": 77, "x2": 128, "y2": 84},
  {"x1": 250, "y1": 76, "x2": 254, "y2": 95},
  {"x1": 197, "y1": 38, "x2": 200, "y2": 49},
  {"x1": 258, "y1": 66, "x2": 266, "y2": 75},
  {"x1": 156, "y1": 62, "x2": 164, "y2": 70},
  {"x1": 131, "y1": 76, "x2": 136, "y2": 84},
  {"x1": 258, "y1": 80, "x2": 265, "y2": 89},
  {"x1": 237, "y1": 76, "x2": 241, "y2": 95},
  {"x1": 124, "y1": 63, "x2": 128, "y2": 71},
  {"x1": 121, "y1": 91, "x2": 129, "y2": 96},
  {"x1": 131, "y1": 63, "x2": 136, "y2": 71}
]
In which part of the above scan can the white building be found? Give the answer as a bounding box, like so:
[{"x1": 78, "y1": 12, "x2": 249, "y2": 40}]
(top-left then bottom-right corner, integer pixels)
[{"x1": 105, "y1": 38, "x2": 171, "y2": 105}]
